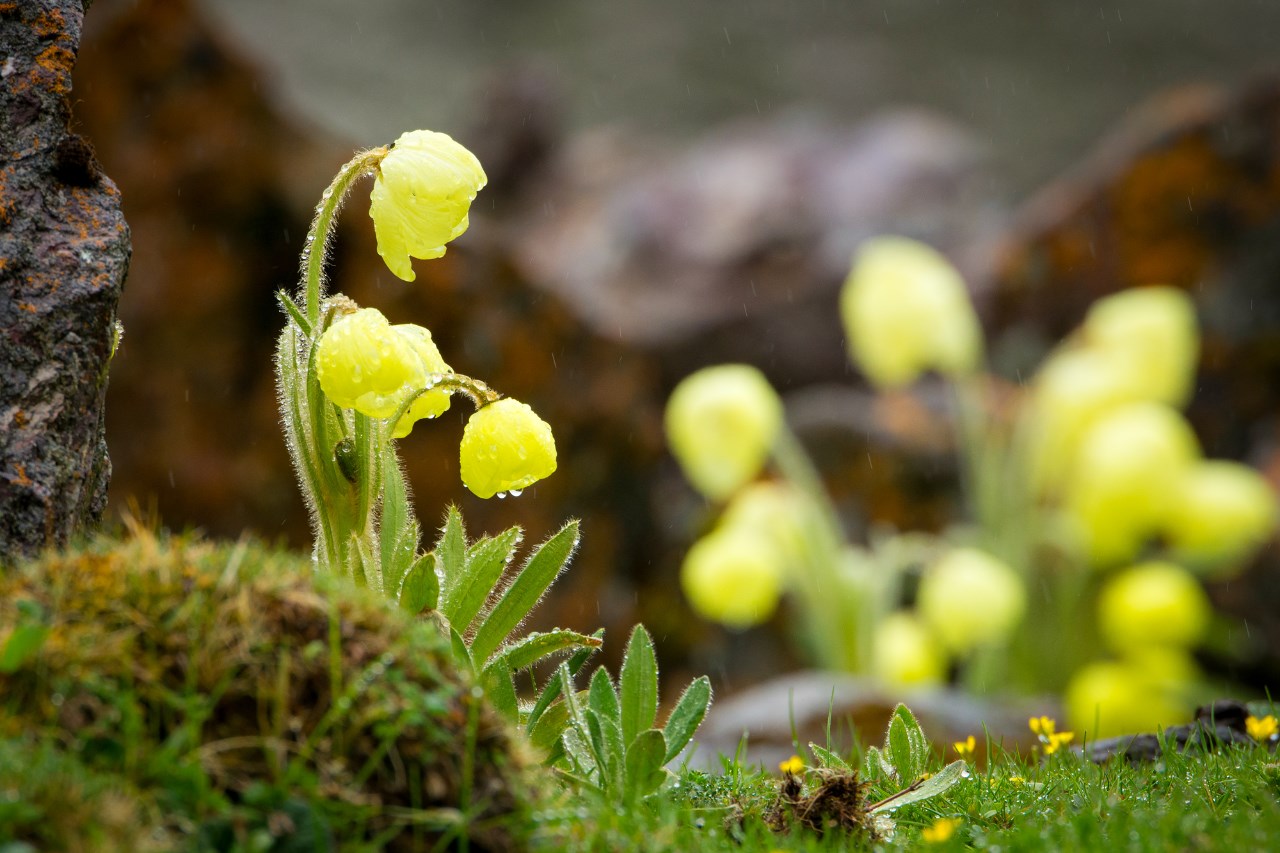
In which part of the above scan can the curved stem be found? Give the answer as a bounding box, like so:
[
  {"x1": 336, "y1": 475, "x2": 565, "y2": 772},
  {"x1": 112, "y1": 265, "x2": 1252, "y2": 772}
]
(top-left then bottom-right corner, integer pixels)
[{"x1": 300, "y1": 147, "x2": 388, "y2": 327}]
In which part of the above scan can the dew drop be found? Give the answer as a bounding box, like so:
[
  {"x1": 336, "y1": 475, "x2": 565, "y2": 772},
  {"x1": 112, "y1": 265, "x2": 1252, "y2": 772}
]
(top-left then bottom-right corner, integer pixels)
[
  {"x1": 496, "y1": 491, "x2": 507, "y2": 499},
  {"x1": 509, "y1": 489, "x2": 523, "y2": 497}
]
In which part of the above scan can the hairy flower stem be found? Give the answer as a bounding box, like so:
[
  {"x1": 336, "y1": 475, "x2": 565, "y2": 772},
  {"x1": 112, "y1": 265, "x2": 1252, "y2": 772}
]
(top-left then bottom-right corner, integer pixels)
[{"x1": 300, "y1": 147, "x2": 388, "y2": 328}]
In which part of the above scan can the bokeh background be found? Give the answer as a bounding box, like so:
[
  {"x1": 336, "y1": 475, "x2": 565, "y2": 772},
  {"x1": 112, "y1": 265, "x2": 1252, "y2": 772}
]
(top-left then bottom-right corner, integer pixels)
[{"x1": 74, "y1": 0, "x2": 1280, "y2": 699}]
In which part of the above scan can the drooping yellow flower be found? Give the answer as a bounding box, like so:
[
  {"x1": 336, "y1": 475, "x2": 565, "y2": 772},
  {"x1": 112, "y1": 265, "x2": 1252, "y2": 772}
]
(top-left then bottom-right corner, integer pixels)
[
  {"x1": 778, "y1": 755, "x2": 805, "y2": 775},
  {"x1": 1246, "y1": 714, "x2": 1278, "y2": 742},
  {"x1": 916, "y1": 548, "x2": 1026, "y2": 653},
  {"x1": 1097, "y1": 561, "x2": 1210, "y2": 653},
  {"x1": 840, "y1": 237, "x2": 983, "y2": 389},
  {"x1": 665, "y1": 365, "x2": 783, "y2": 501},
  {"x1": 921, "y1": 817, "x2": 961, "y2": 844},
  {"x1": 718, "y1": 480, "x2": 814, "y2": 577},
  {"x1": 872, "y1": 611, "x2": 947, "y2": 687},
  {"x1": 1064, "y1": 402, "x2": 1200, "y2": 566},
  {"x1": 1081, "y1": 285, "x2": 1199, "y2": 407},
  {"x1": 680, "y1": 527, "x2": 783, "y2": 628},
  {"x1": 459, "y1": 398, "x2": 557, "y2": 499},
  {"x1": 1166, "y1": 461, "x2": 1278, "y2": 575},
  {"x1": 316, "y1": 307, "x2": 455, "y2": 434},
  {"x1": 369, "y1": 129, "x2": 488, "y2": 281},
  {"x1": 1065, "y1": 657, "x2": 1196, "y2": 738}
]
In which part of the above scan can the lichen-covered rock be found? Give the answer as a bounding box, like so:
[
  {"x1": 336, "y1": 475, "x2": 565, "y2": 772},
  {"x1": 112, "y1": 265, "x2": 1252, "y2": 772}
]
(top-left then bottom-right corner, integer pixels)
[{"x1": 0, "y1": 529, "x2": 542, "y2": 850}]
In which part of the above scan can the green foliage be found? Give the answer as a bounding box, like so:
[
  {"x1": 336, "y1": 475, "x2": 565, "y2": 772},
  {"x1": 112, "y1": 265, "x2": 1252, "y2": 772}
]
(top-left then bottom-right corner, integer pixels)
[{"x1": 555, "y1": 626, "x2": 713, "y2": 804}]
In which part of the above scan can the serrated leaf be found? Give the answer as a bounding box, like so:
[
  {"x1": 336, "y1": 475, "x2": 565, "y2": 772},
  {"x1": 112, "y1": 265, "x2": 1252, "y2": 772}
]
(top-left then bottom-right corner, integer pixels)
[
  {"x1": 625, "y1": 729, "x2": 669, "y2": 801},
  {"x1": 436, "y1": 506, "x2": 466, "y2": 596},
  {"x1": 480, "y1": 658, "x2": 518, "y2": 721},
  {"x1": 662, "y1": 675, "x2": 712, "y2": 763},
  {"x1": 526, "y1": 631, "x2": 603, "y2": 734},
  {"x1": 0, "y1": 625, "x2": 47, "y2": 673},
  {"x1": 870, "y1": 760, "x2": 969, "y2": 814},
  {"x1": 491, "y1": 630, "x2": 602, "y2": 673},
  {"x1": 441, "y1": 526, "x2": 521, "y2": 632},
  {"x1": 619, "y1": 624, "x2": 658, "y2": 746},
  {"x1": 470, "y1": 521, "x2": 579, "y2": 664},
  {"x1": 808, "y1": 743, "x2": 852, "y2": 772},
  {"x1": 588, "y1": 667, "x2": 621, "y2": 728},
  {"x1": 398, "y1": 553, "x2": 439, "y2": 615}
]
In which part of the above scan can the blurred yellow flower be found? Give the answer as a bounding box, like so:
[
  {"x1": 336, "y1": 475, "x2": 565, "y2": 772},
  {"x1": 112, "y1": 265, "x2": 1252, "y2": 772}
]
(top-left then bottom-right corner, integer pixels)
[
  {"x1": 778, "y1": 755, "x2": 805, "y2": 774},
  {"x1": 1065, "y1": 658, "x2": 1196, "y2": 738},
  {"x1": 840, "y1": 237, "x2": 983, "y2": 389},
  {"x1": 719, "y1": 481, "x2": 814, "y2": 577},
  {"x1": 666, "y1": 365, "x2": 783, "y2": 501},
  {"x1": 1246, "y1": 714, "x2": 1278, "y2": 742},
  {"x1": 680, "y1": 527, "x2": 783, "y2": 628},
  {"x1": 369, "y1": 129, "x2": 487, "y2": 281},
  {"x1": 921, "y1": 817, "x2": 961, "y2": 844},
  {"x1": 1166, "y1": 461, "x2": 1278, "y2": 575},
  {"x1": 1082, "y1": 285, "x2": 1198, "y2": 407},
  {"x1": 1097, "y1": 562, "x2": 1210, "y2": 653},
  {"x1": 317, "y1": 307, "x2": 453, "y2": 426},
  {"x1": 917, "y1": 548, "x2": 1026, "y2": 653},
  {"x1": 872, "y1": 611, "x2": 947, "y2": 687},
  {"x1": 1028, "y1": 716, "x2": 1074, "y2": 754},
  {"x1": 952, "y1": 735, "x2": 976, "y2": 759},
  {"x1": 1024, "y1": 346, "x2": 1143, "y2": 494},
  {"x1": 1064, "y1": 402, "x2": 1200, "y2": 566},
  {"x1": 458, "y1": 398, "x2": 557, "y2": 499}
]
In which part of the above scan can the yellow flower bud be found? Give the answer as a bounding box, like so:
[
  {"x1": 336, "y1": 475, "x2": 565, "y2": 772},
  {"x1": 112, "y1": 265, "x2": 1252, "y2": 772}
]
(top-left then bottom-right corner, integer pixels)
[
  {"x1": 316, "y1": 307, "x2": 420, "y2": 418},
  {"x1": 1082, "y1": 286, "x2": 1198, "y2": 407},
  {"x1": 459, "y1": 398, "x2": 557, "y2": 499},
  {"x1": 665, "y1": 365, "x2": 783, "y2": 501},
  {"x1": 872, "y1": 611, "x2": 947, "y2": 686},
  {"x1": 1097, "y1": 562, "x2": 1210, "y2": 653},
  {"x1": 1024, "y1": 347, "x2": 1144, "y2": 494},
  {"x1": 680, "y1": 528, "x2": 783, "y2": 628},
  {"x1": 839, "y1": 237, "x2": 983, "y2": 389},
  {"x1": 718, "y1": 481, "x2": 814, "y2": 576},
  {"x1": 1166, "y1": 461, "x2": 1278, "y2": 574},
  {"x1": 389, "y1": 324, "x2": 452, "y2": 438},
  {"x1": 369, "y1": 130, "x2": 488, "y2": 282},
  {"x1": 917, "y1": 548, "x2": 1026, "y2": 653},
  {"x1": 1066, "y1": 656, "x2": 1197, "y2": 738},
  {"x1": 1064, "y1": 402, "x2": 1200, "y2": 566}
]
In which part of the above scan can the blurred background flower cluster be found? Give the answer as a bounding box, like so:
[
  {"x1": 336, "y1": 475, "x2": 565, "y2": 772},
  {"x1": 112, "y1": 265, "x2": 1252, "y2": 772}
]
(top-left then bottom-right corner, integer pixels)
[{"x1": 79, "y1": 0, "x2": 1280, "y2": 732}]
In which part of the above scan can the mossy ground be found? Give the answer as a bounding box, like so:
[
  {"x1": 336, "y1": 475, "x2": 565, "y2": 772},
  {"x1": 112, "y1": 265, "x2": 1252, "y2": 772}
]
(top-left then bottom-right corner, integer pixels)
[{"x1": 0, "y1": 525, "x2": 542, "y2": 851}]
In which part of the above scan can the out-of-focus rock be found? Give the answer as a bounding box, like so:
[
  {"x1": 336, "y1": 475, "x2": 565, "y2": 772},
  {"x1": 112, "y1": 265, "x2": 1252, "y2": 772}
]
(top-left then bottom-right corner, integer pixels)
[
  {"x1": 686, "y1": 670, "x2": 1055, "y2": 772},
  {"x1": 0, "y1": 0, "x2": 129, "y2": 559}
]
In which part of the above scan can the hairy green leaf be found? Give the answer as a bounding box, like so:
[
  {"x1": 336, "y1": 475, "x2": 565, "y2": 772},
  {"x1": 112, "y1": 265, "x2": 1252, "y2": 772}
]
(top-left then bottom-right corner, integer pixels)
[
  {"x1": 625, "y1": 729, "x2": 669, "y2": 801},
  {"x1": 441, "y1": 526, "x2": 521, "y2": 632},
  {"x1": 662, "y1": 676, "x2": 712, "y2": 763},
  {"x1": 398, "y1": 553, "x2": 439, "y2": 615},
  {"x1": 619, "y1": 624, "x2": 658, "y2": 745}
]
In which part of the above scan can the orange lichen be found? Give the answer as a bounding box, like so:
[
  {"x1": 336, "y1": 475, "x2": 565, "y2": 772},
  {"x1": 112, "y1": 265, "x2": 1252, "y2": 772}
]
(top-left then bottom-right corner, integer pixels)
[
  {"x1": 12, "y1": 465, "x2": 33, "y2": 488},
  {"x1": 17, "y1": 302, "x2": 36, "y2": 313}
]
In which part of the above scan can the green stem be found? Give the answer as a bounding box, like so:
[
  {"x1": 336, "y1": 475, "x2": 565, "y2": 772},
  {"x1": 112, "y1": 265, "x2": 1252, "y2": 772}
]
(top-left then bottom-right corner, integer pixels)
[{"x1": 300, "y1": 147, "x2": 388, "y2": 327}]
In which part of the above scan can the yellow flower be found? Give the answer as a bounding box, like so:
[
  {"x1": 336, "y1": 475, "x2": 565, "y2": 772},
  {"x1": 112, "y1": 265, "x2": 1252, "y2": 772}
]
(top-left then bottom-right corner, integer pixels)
[
  {"x1": 1081, "y1": 285, "x2": 1199, "y2": 408},
  {"x1": 317, "y1": 307, "x2": 453, "y2": 425},
  {"x1": 1028, "y1": 716, "x2": 1073, "y2": 754},
  {"x1": 718, "y1": 481, "x2": 814, "y2": 577},
  {"x1": 840, "y1": 237, "x2": 983, "y2": 389},
  {"x1": 680, "y1": 527, "x2": 783, "y2": 628},
  {"x1": 665, "y1": 365, "x2": 783, "y2": 501},
  {"x1": 916, "y1": 548, "x2": 1026, "y2": 653},
  {"x1": 1064, "y1": 402, "x2": 1200, "y2": 566},
  {"x1": 872, "y1": 611, "x2": 948, "y2": 687},
  {"x1": 1065, "y1": 658, "x2": 1196, "y2": 738},
  {"x1": 1097, "y1": 562, "x2": 1210, "y2": 653},
  {"x1": 369, "y1": 129, "x2": 488, "y2": 281},
  {"x1": 1246, "y1": 715, "x2": 1278, "y2": 742},
  {"x1": 1028, "y1": 715, "x2": 1057, "y2": 738},
  {"x1": 952, "y1": 735, "x2": 976, "y2": 759},
  {"x1": 388, "y1": 324, "x2": 453, "y2": 438},
  {"x1": 1166, "y1": 461, "x2": 1278, "y2": 575},
  {"x1": 459, "y1": 398, "x2": 557, "y2": 499},
  {"x1": 921, "y1": 817, "x2": 961, "y2": 844},
  {"x1": 778, "y1": 755, "x2": 805, "y2": 775},
  {"x1": 1008, "y1": 775, "x2": 1025, "y2": 785}
]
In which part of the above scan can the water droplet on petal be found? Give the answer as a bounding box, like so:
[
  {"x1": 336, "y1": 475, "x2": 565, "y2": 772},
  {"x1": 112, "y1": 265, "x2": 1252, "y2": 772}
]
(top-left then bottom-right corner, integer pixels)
[
  {"x1": 509, "y1": 489, "x2": 523, "y2": 497},
  {"x1": 496, "y1": 491, "x2": 507, "y2": 499}
]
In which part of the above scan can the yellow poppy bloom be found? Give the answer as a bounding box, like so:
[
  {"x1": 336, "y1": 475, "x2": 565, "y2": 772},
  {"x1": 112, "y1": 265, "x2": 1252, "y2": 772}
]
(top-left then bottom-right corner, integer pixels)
[{"x1": 459, "y1": 398, "x2": 557, "y2": 499}]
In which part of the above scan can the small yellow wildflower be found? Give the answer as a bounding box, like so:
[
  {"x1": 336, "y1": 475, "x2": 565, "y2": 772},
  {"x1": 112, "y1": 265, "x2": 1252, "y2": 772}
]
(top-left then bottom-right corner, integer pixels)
[
  {"x1": 369, "y1": 129, "x2": 487, "y2": 281},
  {"x1": 665, "y1": 365, "x2": 783, "y2": 501},
  {"x1": 1043, "y1": 731, "x2": 1074, "y2": 755},
  {"x1": 1029, "y1": 716, "x2": 1074, "y2": 754},
  {"x1": 778, "y1": 755, "x2": 804, "y2": 775},
  {"x1": 458, "y1": 398, "x2": 557, "y2": 499},
  {"x1": 952, "y1": 735, "x2": 976, "y2": 759},
  {"x1": 1247, "y1": 715, "x2": 1279, "y2": 742},
  {"x1": 921, "y1": 817, "x2": 961, "y2": 844},
  {"x1": 1008, "y1": 775, "x2": 1025, "y2": 785}
]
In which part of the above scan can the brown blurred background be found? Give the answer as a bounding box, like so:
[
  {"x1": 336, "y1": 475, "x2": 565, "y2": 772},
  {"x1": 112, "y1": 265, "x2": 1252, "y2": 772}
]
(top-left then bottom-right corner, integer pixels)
[{"x1": 73, "y1": 0, "x2": 1280, "y2": 693}]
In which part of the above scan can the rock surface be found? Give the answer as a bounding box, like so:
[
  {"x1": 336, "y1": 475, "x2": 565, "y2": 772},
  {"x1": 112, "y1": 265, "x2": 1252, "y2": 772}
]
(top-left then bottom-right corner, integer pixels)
[{"x1": 0, "y1": 0, "x2": 130, "y2": 560}]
